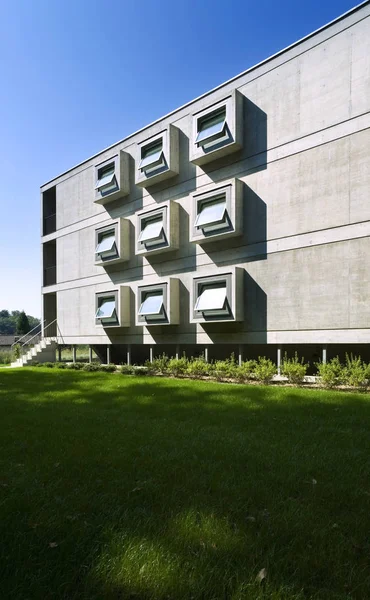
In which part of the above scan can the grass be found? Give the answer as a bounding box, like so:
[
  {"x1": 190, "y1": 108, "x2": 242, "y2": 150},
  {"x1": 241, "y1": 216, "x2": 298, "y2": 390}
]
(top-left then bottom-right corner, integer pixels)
[{"x1": 1, "y1": 369, "x2": 370, "y2": 599}]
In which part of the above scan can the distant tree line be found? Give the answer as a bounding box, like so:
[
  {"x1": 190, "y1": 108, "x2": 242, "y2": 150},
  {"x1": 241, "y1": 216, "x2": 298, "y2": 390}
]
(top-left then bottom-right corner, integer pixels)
[{"x1": 0, "y1": 310, "x2": 41, "y2": 335}]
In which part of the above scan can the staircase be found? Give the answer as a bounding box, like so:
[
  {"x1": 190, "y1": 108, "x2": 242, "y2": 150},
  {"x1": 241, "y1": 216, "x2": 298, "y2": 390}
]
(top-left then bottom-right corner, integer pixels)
[{"x1": 11, "y1": 339, "x2": 57, "y2": 367}]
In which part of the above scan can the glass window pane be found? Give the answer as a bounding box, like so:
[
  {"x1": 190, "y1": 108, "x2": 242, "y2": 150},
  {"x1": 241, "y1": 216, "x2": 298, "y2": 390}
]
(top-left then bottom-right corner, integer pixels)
[
  {"x1": 196, "y1": 108, "x2": 226, "y2": 144},
  {"x1": 139, "y1": 150, "x2": 164, "y2": 170},
  {"x1": 96, "y1": 298, "x2": 116, "y2": 318},
  {"x1": 195, "y1": 285, "x2": 227, "y2": 311},
  {"x1": 95, "y1": 164, "x2": 116, "y2": 190},
  {"x1": 138, "y1": 218, "x2": 164, "y2": 243},
  {"x1": 96, "y1": 233, "x2": 116, "y2": 253},
  {"x1": 195, "y1": 198, "x2": 226, "y2": 227},
  {"x1": 139, "y1": 292, "x2": 164, "y2": 315}
]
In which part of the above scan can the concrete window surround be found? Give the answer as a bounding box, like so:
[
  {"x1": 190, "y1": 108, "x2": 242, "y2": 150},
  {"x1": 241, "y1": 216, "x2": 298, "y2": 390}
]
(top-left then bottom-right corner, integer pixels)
[
  {"x1": 190, "y1": 178, "x2": 243, "y2": 243},
  {"x1": 94, "y1": 152, "x2": 130, "y2": 205},
  {"x1": 191, "y1": 268, "x2": 244, "y2": 323},
  {"x1": 95, "y1": 287, "x2": 130, "y2": 328},
  {"x1": 135, "y1": 124, "x2": 179, "y2": 188},
  {"x1": 94, "y1": 218, "x2": 130, "y2": 266},
  {"x1": 136, "y1": 278, "x2": 180, "y2": 326},
  {"x1": 190, "y1": 89, "x2": 243, "y2": 165},
  {"x1": 136, "y1": 201, "x2": 179, "y2": 256}
]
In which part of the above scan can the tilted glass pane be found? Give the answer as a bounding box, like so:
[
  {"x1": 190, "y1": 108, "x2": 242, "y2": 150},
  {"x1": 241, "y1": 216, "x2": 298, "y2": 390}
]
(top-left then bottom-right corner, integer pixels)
[
  {"x1": 139, "y1": 150, "x2": 164, "y2": 170},
  {"x1": 95, "y1": 170, "x2": 115, "y2": 190},
  {"x1": 195, "y1": 199, "x2": 226, "y2": 227},
  {"x1": 195, "y1": 285, "x2": 227, "y2": 311},
  {"x1": 196, "y1": 109, "x2": 226, "y2": 144},
  {"x1": 96, "y1": 298, "x2": 116, "y2": 318},
  {"x1": 139, "y1": 292, "x2": 164, "y2": 316},
  {"x1": 138, "y1": 218, "x2": 164, "y2": 243},
  {"x1": 96, "y1": 233, "x2": 116, "y2": 254}
]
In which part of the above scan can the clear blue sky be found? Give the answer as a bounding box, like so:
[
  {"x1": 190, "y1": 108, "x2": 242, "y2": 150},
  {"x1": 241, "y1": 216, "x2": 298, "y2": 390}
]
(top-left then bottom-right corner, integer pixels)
[{"x1": 0, "y1": 0, "x2": 360, "y2": 318}]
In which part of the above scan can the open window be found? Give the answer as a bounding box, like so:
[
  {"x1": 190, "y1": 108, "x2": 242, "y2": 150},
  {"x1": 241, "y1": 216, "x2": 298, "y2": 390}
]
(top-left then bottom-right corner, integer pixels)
[
  {"x1": 136, "y1": 202, "x2": 179, "y2": 256},
  {"x1": 95, "y1": 219, "x2": 130, "y2": 265},
  {"x1": 192, "y1": 269, "x2": 243, "y2": 323},
  {"x1": 94, "y1": 151, "x2": 130, "y2": 205},
  {"x1": 95, "y1": 287, "x2": 130, "y2": 328},
  {"x1": 136, "y1": 279, "x2": 179, "y2": 326},
  {"x1": 136, "y1": 124, "x2": 179, "y2": 188},
  {"x1": 190, "y1": 179, "x2": 242, "y2": 243},
  {"x1": 190, "y1": 90, "x2": 243, "y2": 165}
]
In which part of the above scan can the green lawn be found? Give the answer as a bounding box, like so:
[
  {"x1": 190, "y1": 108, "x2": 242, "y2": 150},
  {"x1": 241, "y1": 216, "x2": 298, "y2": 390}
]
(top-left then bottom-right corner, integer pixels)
[{"x1": 1, "y1": 369, "x2": 370, "y2": 599}]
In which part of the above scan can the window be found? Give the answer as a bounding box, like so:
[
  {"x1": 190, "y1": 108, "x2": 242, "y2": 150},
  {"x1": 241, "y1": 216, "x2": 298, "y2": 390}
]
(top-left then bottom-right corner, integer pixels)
[
  {"x1": 94, "y1": 152, "x2": 130, "y2": 205},
  {"x1": 190, "y1": 90, "x2": 243, "y2": 166},
  {"x1": 139, "y1": 140, "x2": 165, "y2": 175},
  {"x1": 136, "y1": 279, "x2": 179, "y2": 326},
  {"x1": 95, "y1": 219, "x2": 130, "y2": 265},
  {"x1": 96, "y1": 296, "x2": 118, "y2": 325},
  {"x1": 95, "y1": 230, "x2": 118, "y2": 260},
  {"x1": 192, "y1": 269, "x2": 243, "y2": 323},
  {"x1": 136, "y1": 125, "x2": 179, "y2": 188},
  {"x1": 42, "y1": 186, "x2": 56, "y2": 235},
  {"x1": 136, "y1": 203, "x2": 179, "y2": 256},
  {"x1": 190, "y1": 179, "x2": 242, "y2": 243}
]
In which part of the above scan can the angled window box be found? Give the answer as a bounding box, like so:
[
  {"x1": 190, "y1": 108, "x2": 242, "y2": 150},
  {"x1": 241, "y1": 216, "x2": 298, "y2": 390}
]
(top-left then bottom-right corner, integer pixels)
[
  {"x1": 136, "y1": 278, "x2": 179, "y2": 326},
  {"x1": 95, "y1": 287, "x2": 130, "y2": 328},
  {"x1": 191, "y1": 268, "x2": 243, "y2": 323},
  {"x1": 136, "y1": 202, "x2": 179, "y2": 256},
  {"x1": 95, "y1": 219, "x2": 130, "y2": 266},
  {"x1": 94, "y1": 151, "x2": 130, "y2": 205},
  {"x1": 190, "y1": 178, "x2": 242, "y2": 243},
  {"x1": 136, "y1": 124, "x2": 179, "y2": 188},
  {"x1": 190, "y1": 90, "x2": 243, "y2": 166}
]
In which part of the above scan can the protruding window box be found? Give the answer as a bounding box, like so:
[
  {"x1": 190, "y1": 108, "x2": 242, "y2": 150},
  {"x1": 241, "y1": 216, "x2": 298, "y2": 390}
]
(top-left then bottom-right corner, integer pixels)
[
  {"x1": 190, "y1": 179, "x2": 242, "y2": 243},
  {"x1": 191, "y1": 268, "x2": 243, "y2": 323},
  {"x1": 94, "y1": 151, "x2": 130, "y2": 205},
  {"x1": 136, "y1": 202, "x2": 179, "y2": 256},
  {"x1": 190, "y1": 90, "x2": 243, "y2": 166},
  {"x1": 95, "y1": 287, "x2": 130, "y2": 328},
  {"x1": 136, "y1": 125, "x2": 179, "y2": 188},
  {"x1": 94, "y1": 219, "x2": 130, "y2": 266},
  {"x1": 136, "y1": 278, "x2": 179, "y2": 326}
]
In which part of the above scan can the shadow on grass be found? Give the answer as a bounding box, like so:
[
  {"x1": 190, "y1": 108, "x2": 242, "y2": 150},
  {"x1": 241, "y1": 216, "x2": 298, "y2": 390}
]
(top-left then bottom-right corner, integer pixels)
[{"x1": 1, "y1": 369, "x2": 370, "y2": 599}]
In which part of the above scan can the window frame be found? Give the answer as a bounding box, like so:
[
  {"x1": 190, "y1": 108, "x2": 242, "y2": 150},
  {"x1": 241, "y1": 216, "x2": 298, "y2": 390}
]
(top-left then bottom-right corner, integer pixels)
[
  {"x1": 95, "y1": 290, "x2": 119, "y2": 327},
  {"x1": 136, "y1": 278, "x2": 179, "y2": 326},
  {"x1": 136, "y1": 124, "x2": 179, "y2": 188},
  {"x1": 94, "y1": 219, "x2": 130, "y2": 266},
  {"x1": 95, "y1": 287, "x2": 130, "y2": 328},
  {"x1": 136, "y1": 202, "x2": 179, "y2": 256},
  {"x1": 94, "y1": 151, "x2": 130, "y2": 205},
  {"x1": 191, "y1": 268, "x2": 243, "y2": 323}
]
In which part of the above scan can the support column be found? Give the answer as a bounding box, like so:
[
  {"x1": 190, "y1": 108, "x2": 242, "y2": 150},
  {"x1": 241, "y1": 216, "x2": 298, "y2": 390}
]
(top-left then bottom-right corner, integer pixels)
[
  {"x1": 106, "y1": 345, "x2": 111, "y2": 365},
  {"x1": 204, "y1": 346, "x2": 209, "y2": 363},
  {"x1": 238, "y1": 344, "x2": 243, "y2": 366},
  {"x1": 127, "y1": 345, "x2": 131, "y2": 365},
  {"x1": 88, "y1": 346, "x2": 93, "y2": 364},
  {"x1": 322, "y1": 346, "x2": 327, "y2": 364},
  {"x1": 175, "y1": 345, "x2": 180, "y2": 360},
  {"x1": 149, "y1": 346, "x2": 153, "y2": 363},
  {"x1": 72, "y1": 346, "x2": 77, "y2": 364},
  {"x1": 277, "y1": 346, "x2": 282, "y2": 376},
  {"x1": 58, "y1": 346, "x2": 62, "y2": 362}
]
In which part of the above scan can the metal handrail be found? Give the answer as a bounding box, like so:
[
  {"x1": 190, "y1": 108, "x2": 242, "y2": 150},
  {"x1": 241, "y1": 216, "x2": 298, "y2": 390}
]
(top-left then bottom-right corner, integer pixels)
[
  {"x1": 43, "y1": 318, "x2": 65, "y2": 345},
  {"x1": 11, "y1": 320, "x2": 44, "y2": 349}
]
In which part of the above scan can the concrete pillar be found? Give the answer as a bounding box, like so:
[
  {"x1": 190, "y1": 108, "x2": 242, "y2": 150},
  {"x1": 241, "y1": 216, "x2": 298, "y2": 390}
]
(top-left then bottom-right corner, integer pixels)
[
  {"x1": 322, "y1": 346, "x2": 327, "y2": 364},
  {"x1": 238, "y1": 344, "x2": 243, "y2": 366},
  {"x1": 106, "y1": 345, "x2": 111, "y2": 365},
  {"x1": 72, "y1": 346, "x2": 77, "y2": 364},
  {"x1": 58, "y1": 346, "x2": 62, "y2": 362},
  {"x1": 88, "y1": 346, "x2": 93, "y2": 363},
  {"x1": 175, "y1": 345, "x2": 180, "y2": 360},
  {"x1": 127, "y1": 345, "x2": 131, "y2": 365},
  {"x1": 277, "y1": 346, "x2": 282, "y2": 376},
  {"x1": 149, "y1": 346, "x2": 153, "y2": 363},
  {"x1": 204, "y1": 346, "x2": 209, "y2": 363}
]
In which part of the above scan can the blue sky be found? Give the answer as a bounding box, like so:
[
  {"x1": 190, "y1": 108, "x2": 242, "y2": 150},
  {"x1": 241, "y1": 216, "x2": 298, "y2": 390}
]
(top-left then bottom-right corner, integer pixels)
[{"x1": 0, "y1": 0, "x2": 360, "y2": 318}]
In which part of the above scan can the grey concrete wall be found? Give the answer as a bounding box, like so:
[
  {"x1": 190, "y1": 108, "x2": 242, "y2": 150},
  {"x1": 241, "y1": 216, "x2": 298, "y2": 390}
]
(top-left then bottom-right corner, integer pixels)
[{"x1": 41, "y1": 3, "x2": 370, "y2": 347}]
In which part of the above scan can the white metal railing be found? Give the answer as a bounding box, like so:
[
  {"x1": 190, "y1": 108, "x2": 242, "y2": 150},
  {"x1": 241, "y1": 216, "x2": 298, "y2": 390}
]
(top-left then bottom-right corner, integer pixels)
[
  {"x1": 11, "y1": 318, "x2": 64, "y2": 358},
  {"x1": 11, "y1": 320, "x2": 43, "y2": 350}
]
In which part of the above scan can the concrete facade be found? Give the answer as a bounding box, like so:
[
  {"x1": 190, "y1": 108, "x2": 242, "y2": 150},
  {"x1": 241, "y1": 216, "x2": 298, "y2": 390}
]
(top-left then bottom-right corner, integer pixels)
[{"x1": 41, "y1": 2, "x2": 370, "y2": 363}]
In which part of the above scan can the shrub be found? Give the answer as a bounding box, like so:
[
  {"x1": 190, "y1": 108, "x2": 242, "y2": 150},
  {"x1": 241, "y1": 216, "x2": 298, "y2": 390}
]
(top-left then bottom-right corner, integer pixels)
[
  {"x1": 315, "y1": 357, "x2": 344, "y2": 388},
  {"x1": 55, "y1": 362, "x2": 67, "y2": 369},
  {"x1": 187, "y1": 356, "x2": 210, "y2": 379},
  {"x1": 100, "y1": 364, "x2": 117, "y2": 373},
  {"x1": 82, "y1": 363, "x2": 100, "y2": 372},
  {"x1": 254, "y1": 356, "x2": 277, "y2": 384},
  {"x1": 120, "y1": 364, "x2": 135, "y2": 375},
  {"x1": 281, "y1": 352, "x2": 308, "y2": 385},
  {"x1": 0, "y1": 350, "x2": 13, "y2": 365},
  {"x1": 234, "y1": 360, "x2": 257, "y2": 382},
  {"x1": 134, "y1": 366, "x2": 147, "y2": 376},
  {"x1": 343, "y1": 354, "x2": 369, "y2": 389},
  {"x1": 145, "y1": 353, "x2": 169, "y2": 375},
  {"x1": 12, "y1": 344, "x2": 22, "y2": 360},
  {"x1": 212, "y1": 355, "x2": 237, "y2": 381},
  {"x1": 42, "y1": 362, "x2": 55, "y2": 368},
  {"x1": 167, "y1": 356, "x2": 189, "y2": 377},
  {"x1": 66, "y1": 362, "x2": 85, "y2": 370}
]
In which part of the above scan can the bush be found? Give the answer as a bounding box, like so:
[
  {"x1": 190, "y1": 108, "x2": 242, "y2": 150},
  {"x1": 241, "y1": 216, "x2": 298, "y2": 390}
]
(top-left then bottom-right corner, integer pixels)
[
  {"x1": 212, "y1": 355, "x2": 237, "y2": 381},
  {"x1": 315, "y1": 357, "x2": 344, "y2": 388},
  {"x1": 234, "y1": 360, "x2": 257, "y2": 382},
  {"x1": 343, "y1": 354, "x2": 370, "y2": 389},
  {"x1": 281, "y1": 352, "x2": 308, "y2": 385},
  {"x1": 55, "y1": 362, "x2": 67, "y2": 369},
  {"x1": 12, "y1": 344, "x2": 22, "y2": 360},
  {"x1": 82, "y1": 363, "x2": 100, "y2": 372},
  {"x1": 100, "y1": 364, "x2": 117, "y2": 373},
  {"x1": 145, "y1": 353, "x2": 169, "y2": 375},
  {"x1": 167, "y1": 356, "x2": 188, "y2": 377},
  {"x1": 66, "y1": 362, "x2": 85, "y2": 370},
  {"x1": 134, "y1": 366, "x2": 148, "y2": 376},
  {"x1": 0, "y1": 350, "x2": 13, "y2": 365},
  {"x1": 42, "y1": 362, "x2": 55, "y2": 368},
  {"x1": 254, "y1": 357, "x2": 277, "y2": 384},
  {"x1": 186, "y1": 356, "x2": 210, "y2": 379},
  {"x1": 120, "y1": 364, "x2": 135, "y2": 375}
]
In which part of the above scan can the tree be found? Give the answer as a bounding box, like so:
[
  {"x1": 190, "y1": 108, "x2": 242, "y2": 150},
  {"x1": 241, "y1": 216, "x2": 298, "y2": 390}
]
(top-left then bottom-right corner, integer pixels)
[{"x1": 16, "y1": 311, "x2": 31, "y2": 335}]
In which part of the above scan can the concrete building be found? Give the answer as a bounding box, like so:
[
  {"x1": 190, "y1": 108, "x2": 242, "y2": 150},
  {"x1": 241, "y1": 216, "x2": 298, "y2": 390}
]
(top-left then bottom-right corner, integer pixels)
[{"x1": 40, "y1": 2, "x2": 370, "y2": 367}]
